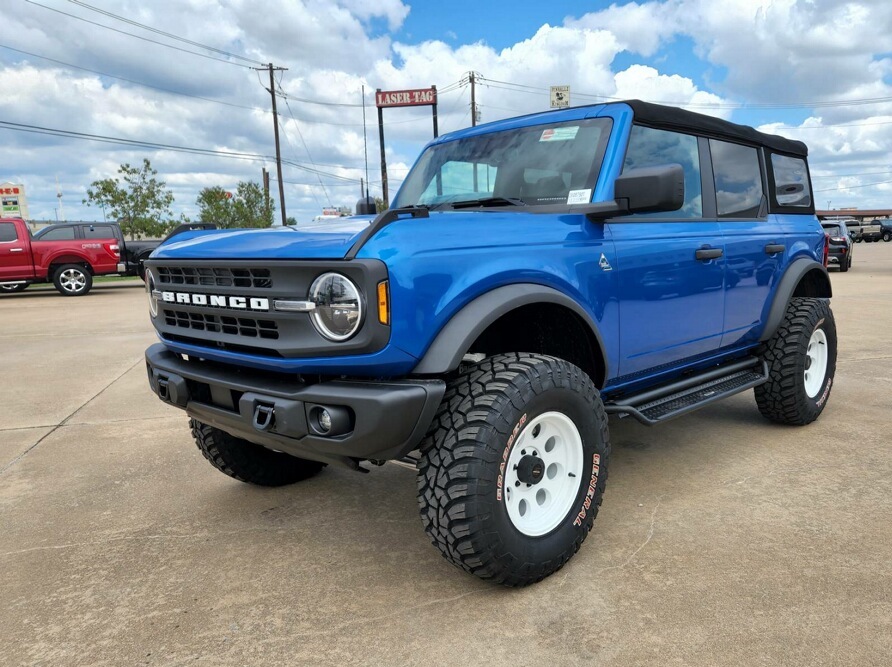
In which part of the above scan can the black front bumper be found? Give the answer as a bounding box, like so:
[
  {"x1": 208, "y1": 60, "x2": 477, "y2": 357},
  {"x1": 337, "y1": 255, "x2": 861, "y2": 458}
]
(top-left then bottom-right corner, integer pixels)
[{"x1": 145, "y1": 344, "x2": 445, "y2": 469}]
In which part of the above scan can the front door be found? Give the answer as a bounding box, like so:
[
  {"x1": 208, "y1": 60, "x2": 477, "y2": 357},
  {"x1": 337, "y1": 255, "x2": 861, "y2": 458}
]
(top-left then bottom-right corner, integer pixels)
[
  {"x1": 611, "y1": 126, "x2": 725, "y2": 377},
  {"x1": 0, "y1": 221, "x2": 32, "y2": 280}
]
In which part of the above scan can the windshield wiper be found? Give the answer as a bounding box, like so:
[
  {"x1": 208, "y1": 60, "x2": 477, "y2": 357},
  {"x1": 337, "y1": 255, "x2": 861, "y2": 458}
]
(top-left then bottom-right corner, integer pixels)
[{"x1": 449, "y1": 196, "x2": 526, "y2": 209}]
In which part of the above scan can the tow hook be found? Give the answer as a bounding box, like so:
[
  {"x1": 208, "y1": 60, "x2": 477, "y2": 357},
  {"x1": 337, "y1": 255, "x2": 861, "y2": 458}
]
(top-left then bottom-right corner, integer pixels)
[
  {"x1": 252, "y1": 403, "x2": 276, "y2": 432},
  {"x1": 156, "y1": 376, "x2": 170, "y2": 401}
]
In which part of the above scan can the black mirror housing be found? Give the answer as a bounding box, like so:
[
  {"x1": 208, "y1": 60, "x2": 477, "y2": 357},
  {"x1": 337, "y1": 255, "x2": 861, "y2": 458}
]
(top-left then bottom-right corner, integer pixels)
[{"x1": 614, "y1": 164, "x2": 685, "y2": 214}]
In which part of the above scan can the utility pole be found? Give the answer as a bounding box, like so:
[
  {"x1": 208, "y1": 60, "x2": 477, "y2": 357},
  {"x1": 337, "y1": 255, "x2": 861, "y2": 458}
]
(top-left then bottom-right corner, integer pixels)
[
  {"x1": 255, "y1": 63, "x2": 288, "y2": 226},
  {"x1": 470, "y1": 72, "x2": 477, "y2": 127},
  {"x1": 377, "y1": 89, "x2": 388, "y2": 208}
]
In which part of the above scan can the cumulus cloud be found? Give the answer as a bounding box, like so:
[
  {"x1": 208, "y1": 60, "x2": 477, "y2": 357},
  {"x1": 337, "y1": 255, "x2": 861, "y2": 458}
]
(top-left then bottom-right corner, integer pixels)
[{"x1": 1, "y1": 0, "x2": 890, "y2": 221}]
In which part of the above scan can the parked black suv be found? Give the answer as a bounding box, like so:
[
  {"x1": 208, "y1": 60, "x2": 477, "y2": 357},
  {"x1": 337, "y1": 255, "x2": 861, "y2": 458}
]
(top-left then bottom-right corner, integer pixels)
[{"x1": 821, "y1": 221, "x2": 853, "y2": 271}]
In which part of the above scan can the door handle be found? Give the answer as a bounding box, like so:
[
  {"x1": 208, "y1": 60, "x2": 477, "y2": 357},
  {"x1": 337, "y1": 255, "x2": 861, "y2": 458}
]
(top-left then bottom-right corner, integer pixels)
[
  {"x1": 9, "y1": 248, "x2": 24, "y2": 253},
  {"x1": 695, "y1": 247, "x2": 723, "y2": 261},
  {"x1": 764, "y1": 244, "x2": 785, "y2": 255}
]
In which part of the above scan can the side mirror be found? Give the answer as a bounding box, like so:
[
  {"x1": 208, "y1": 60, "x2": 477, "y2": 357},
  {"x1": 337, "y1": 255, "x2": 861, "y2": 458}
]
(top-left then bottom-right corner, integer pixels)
[{"x1": 614, "y1": 164, "x2": 685, "y2": 214}]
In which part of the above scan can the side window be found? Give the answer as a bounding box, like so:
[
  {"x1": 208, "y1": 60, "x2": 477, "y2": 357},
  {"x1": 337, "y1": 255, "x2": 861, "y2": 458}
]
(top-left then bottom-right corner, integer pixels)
[
  {"x1": 709, "y1": 140, "x2": 764, "y2": 218},
  {"x1": 0, "y1": 222, "x2": 17, "y2": 242},
  {"x1": 623, "y1": 125, "x2": 702, "y2": 217},
  {"x1": 770, "y1": 154, "x2": 812, "y2": 208},
  {"x1": 36, "y1": 227, "x2": 76, "y2": 241},
  {"x1": 83, "y1": 225, "x2": 115, "y2": 239}
]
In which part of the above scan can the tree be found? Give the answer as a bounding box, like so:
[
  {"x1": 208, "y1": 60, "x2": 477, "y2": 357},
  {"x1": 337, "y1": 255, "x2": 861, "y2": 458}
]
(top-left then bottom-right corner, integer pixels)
[
  {"x1": 196, "y1": 181, "x2": 274, "y2": 228},
  {"x1": 83, "y1": 159, "x2": 175, "y2": 240},
  {"x1": 375, "y1": 196, "x2": 387, "y2": 213}
]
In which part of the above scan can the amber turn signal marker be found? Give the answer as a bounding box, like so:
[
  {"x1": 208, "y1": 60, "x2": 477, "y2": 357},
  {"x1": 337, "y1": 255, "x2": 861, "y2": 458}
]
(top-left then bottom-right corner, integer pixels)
[{"x1": 377, "y1": 280, "x2": 390, "y2": 325}]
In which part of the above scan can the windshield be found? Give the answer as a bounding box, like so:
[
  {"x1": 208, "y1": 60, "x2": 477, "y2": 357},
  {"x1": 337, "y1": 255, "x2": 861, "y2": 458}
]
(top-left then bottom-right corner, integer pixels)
[{"x1": 392, "y1": 118, "x2": 612, "y2": 209}]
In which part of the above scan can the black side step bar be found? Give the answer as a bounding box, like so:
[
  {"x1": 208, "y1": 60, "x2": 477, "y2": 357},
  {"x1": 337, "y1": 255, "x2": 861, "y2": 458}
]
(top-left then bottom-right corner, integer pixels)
[{"x1": 605, "y1": 357, "x2": 769, "y2": 426}]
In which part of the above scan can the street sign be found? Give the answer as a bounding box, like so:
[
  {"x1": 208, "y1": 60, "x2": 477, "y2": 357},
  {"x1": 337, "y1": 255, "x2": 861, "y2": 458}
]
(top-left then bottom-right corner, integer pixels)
[
  {"x1": 375, "y1": 87, "x2": 437, "y2": 108},
  {"x1": 550, "y1": 85, "x2": 570, "y2": 109}
]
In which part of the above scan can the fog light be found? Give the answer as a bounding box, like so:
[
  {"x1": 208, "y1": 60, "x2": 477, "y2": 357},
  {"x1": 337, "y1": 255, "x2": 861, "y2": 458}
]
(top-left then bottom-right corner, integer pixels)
[
  {"x1": 307, "y1": 404, "x2": 353, "y2": 437},
  {"x1": 318, "y1": 409, "x2": 332, "y2": 433}
]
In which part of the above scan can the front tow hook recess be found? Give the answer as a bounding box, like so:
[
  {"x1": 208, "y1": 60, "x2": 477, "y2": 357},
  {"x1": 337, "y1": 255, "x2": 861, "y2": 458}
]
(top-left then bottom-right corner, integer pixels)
[{"x1": 252, "y1": 403, "x2": 276, "y2": 432}]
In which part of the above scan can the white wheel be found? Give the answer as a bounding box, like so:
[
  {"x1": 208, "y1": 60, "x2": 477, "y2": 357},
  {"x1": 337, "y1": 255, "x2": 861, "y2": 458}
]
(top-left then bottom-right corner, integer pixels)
[
  {"x1": 804, "y1": 328, "x2": 828, "y2": 398},
  {"x1": 503, "y1": 411, "x2": 584, "y2": 537}
]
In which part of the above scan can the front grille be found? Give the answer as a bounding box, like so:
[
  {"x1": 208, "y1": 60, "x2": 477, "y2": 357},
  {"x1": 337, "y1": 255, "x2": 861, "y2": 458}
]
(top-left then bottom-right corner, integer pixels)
[
  {"x1": 157, "y1": 266, "x2": 272, "y2": 289},
  {"x1": 147, "y1": 258, "x2": 389, "y2": 359},
  {"x1": 163, "y1": 309, "x2": 279, "y2": 339}
]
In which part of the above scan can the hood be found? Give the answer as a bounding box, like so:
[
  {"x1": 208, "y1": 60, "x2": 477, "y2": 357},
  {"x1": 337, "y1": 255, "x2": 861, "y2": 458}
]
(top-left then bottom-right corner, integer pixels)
[{"x1": 151, "y1": 217, "x2": 375, "y2": 260}]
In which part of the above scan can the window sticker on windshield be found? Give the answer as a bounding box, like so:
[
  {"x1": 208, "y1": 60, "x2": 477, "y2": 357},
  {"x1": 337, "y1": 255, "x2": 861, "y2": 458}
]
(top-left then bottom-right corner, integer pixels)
[
  {"x1": 540, "y1": 127, "x2": 579, "y2": 142},
  {"x1": 567, "y1": 189, "x2": 592, "y2": 205}
]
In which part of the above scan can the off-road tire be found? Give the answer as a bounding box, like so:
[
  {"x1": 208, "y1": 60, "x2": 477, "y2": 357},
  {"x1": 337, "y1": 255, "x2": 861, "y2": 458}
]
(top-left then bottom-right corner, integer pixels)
[
  {"x1": 755, "y1": 298, "x2": 836, "y2": 425},
  {"x1": 839, "y1": 256, "x2": 849, "y2": 272},
  {"x1": 417, "y1": 353, "x2": 610, "y2": 587},
  {"x1": 52, "y1": 264, "x2": 92, "y2": 296},
  {"x1": 190, "y1": 419, "x2": 325, "y2": 486}
]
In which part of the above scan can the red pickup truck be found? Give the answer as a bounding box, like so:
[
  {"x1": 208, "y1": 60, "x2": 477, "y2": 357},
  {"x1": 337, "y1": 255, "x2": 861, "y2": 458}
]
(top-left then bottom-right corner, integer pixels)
[{"x1": 0, "y1": 217, "x2": 123, "y2": 296}]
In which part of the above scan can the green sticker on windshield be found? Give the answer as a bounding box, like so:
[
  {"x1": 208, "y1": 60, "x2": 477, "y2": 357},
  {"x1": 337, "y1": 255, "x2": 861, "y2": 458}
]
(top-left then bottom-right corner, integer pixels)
[{"x1": 540, "y1": 127, "x2": 579, "y2": 142}]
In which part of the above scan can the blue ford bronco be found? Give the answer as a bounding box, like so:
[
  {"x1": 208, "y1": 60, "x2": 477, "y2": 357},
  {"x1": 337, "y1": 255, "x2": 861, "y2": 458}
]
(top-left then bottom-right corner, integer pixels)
[{"x1": 144, "y1": 100, "x2": 835, "y2": 586}]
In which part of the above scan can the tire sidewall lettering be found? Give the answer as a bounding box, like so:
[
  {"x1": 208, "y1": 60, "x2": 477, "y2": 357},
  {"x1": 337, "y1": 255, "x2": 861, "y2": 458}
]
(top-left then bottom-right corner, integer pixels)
[{"x1": 496, "y1": 412, "x2": 527, "y2": 502}]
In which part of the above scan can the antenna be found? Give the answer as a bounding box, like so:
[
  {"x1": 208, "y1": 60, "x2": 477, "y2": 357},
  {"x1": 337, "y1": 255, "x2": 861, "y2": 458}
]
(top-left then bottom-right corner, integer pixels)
[{"x1": 56, "y1": 176, "x2": 65, "y2": 221}]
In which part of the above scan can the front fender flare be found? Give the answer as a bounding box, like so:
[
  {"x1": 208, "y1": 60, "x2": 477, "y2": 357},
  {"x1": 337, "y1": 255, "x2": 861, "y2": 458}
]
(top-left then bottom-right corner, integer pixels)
[{"x1": 411, "y1": 283, "x2": 608, "y2": 382}]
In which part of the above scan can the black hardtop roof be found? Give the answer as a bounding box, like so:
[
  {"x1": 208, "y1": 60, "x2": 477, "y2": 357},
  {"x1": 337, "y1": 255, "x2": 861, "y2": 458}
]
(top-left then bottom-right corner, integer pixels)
[{"x1": 625, "y1": 99, "x2": 808, "y2": 157}]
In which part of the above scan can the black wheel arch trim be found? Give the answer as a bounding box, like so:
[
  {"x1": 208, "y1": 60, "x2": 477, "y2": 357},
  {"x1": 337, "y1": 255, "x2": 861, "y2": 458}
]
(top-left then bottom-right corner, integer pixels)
[
  {"x1": 760, "y1": 258, "x2": 832, "y2": 342},
  {"x1": 411, "y1": 283, "x2": 609, "y2": 384}
]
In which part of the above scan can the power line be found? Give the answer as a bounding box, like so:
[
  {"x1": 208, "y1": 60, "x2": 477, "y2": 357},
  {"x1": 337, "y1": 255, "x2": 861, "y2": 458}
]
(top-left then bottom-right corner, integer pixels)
[
  {"x1": 0, "y1": 119, "x2": 365, "y2": 185},
  {"x1": 0, "y1": 44, "x2": 262, "y2": 112},
  {"x1": 814, "y1": 179, "x2": 892, "y2": 193},
  {"x1": 66, "y1": 0, "x2": 264, "y2": 66},
  {"x1": 281, "y1": 95, "x2": 332, "y2": 206},
  {"x1": 25, "y1": 0, "x2": 253, "y2": 69},
  {"x1": 480, "y1": 76, "x2": 892, "y2": 110}
]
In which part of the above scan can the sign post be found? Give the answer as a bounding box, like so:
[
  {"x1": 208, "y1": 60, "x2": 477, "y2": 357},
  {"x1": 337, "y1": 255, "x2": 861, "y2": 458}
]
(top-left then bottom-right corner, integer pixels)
[
  {"x1": 375, "y1": 86, "x2": 439, "y2": 208},
  {"x1": 550, "y1": 85, "x2": 570, "y2": 109}
]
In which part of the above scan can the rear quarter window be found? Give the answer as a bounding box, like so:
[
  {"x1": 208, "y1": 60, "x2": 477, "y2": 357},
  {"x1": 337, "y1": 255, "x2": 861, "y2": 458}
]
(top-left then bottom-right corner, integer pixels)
[
  {"x1": 769, "y1": 153, "x2": 813, "y2": 212},
  {"x1": 83, "y1": 225, "x2": 116, "y2": 239}
]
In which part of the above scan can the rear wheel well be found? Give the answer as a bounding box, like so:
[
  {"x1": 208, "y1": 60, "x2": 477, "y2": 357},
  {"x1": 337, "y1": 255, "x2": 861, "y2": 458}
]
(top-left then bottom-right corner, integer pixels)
[
  {"x1": 792, "y1": 268, "x2": 832, "y2": 298},
  {"x1": 465, "y1": 303, "x2": 605, "y2": 387},
  {"x1": 48, "y1": 260, "x2": 93, "y2": 276}
]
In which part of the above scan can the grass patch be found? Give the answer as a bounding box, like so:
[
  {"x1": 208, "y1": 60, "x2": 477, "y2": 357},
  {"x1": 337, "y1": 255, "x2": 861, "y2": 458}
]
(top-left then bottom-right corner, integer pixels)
[{"x1": 94, "y1": 274, "x2": 143, "y2": 283}]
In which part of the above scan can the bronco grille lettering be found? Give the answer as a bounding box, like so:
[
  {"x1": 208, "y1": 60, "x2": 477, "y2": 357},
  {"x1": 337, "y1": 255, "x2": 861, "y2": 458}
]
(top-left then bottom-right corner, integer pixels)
[{"x1": 160, "y1": 291, "x2": 270, "y2": 311}]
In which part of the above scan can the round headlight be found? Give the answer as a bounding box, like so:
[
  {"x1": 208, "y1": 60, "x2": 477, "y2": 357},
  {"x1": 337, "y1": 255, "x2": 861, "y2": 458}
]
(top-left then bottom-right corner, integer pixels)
[
  {"x1": 145, "y1": 268, "x2": 158, "y2": 317},
  {"x1": 309, "y1": 273, "x2": 363, "y2": 341}
]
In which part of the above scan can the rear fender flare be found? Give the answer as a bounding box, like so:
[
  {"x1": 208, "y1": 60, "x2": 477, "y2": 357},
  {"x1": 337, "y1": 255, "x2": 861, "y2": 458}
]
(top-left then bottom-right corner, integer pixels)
[{"x1": 760, "y1": 259, "x2": 832, "y2": 341}]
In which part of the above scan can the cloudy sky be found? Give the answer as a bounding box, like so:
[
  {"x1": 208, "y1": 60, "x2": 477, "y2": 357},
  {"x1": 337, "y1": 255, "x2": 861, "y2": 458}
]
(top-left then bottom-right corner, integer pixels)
[{"x1": 1, "y1": 0, "x2": 891, "y2": 224}]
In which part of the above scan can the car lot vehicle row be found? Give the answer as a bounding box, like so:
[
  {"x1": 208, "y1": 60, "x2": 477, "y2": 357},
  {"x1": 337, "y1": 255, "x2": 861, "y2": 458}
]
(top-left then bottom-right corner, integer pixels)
[
  {"x1": 0, "y1": 217, "x2": 122, "y2": 296},
  {"x1": 34, "y1": 221, "x2": 217, "y2": 279}
]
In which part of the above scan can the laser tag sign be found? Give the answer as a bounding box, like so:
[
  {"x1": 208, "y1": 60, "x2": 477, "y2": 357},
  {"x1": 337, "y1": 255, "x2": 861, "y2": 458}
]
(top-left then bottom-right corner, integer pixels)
[{"x1": 375, "y1": 88, "x2": 437, "y2": 108}]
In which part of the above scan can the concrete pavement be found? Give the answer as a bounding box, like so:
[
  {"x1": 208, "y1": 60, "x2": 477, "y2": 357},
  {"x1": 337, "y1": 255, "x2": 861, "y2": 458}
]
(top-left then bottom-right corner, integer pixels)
[{"x1": 1, "y1": 252, "x2": 890, "y2": 666}]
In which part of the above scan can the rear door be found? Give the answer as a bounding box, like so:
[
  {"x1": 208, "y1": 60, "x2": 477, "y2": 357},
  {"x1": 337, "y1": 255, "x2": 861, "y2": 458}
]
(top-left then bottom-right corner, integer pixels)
[
  {"x1": 0, "y1": 220, "x2": 33, "y2": 280},
  {"x1": 609, "y1": 125, "x2": 726, "y2": 377},
  {"x1": 709, "y1": 139, "x2": 781, "y2": 347}
]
